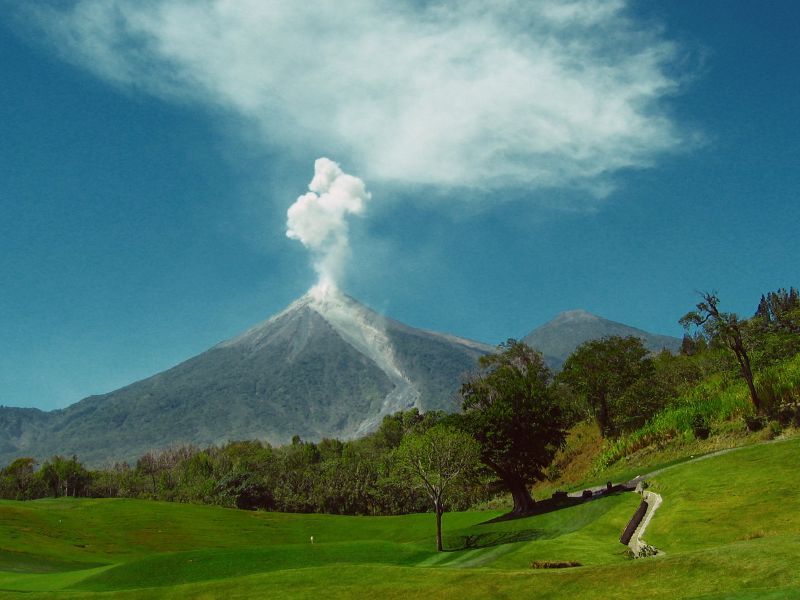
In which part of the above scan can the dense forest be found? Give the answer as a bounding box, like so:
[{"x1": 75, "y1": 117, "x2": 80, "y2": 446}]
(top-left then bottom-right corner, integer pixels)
[{"x1": 2, "y1": 287, "x2": 798, "y2": 516}]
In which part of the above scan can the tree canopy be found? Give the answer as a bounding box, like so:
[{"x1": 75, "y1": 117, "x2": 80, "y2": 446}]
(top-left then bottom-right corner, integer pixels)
[
  {"x1": 460, "y1": 339, "x2": 565, "y2": 515},
  {"x1": 394, "y1": 425, "x2": 480, "y2": 551},
  {"x1": 558, "y1": 335, "x2": 654, "y2": 437}
]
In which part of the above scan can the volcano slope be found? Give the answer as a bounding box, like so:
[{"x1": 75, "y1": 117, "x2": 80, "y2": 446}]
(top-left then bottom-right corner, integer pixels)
[
  {"x1": 1, "y1": 435, "x2": 798, "y2": 599},
  {"x1": 0, "y1": 287, "x2": 492, "y2": 466}
]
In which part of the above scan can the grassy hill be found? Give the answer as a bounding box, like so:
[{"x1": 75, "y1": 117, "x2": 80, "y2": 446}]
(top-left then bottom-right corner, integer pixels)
[{"x1": 2, "y1": 435, "x2": 799, "y2": 598}]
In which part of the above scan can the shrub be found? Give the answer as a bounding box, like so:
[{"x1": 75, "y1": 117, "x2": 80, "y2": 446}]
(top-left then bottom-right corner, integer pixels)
[
  {"x1": 745, "y1": 415, "x2": 766, "y2": 432},
  {"x1": 765, "y1": 420, "x2": 783, "y2": 440},
  {"x1": 756, "y1": 355, "x2": 800, "y2": 421},
  {"x1": 530, "y1": 560, "x2": 582, "y2": 569},
  {"x1": 692, "y1": 413, "x2": 711, "y2": 440}
]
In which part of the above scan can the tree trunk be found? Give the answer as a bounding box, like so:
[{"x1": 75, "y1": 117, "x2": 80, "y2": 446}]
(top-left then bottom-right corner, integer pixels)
[
  {"x1": 483, "y1": 458, "x2": 537, "y2": 516},
  {"x1": 435, "y1": 501, "x2": 443, "y2": 552},
  {"x1": 741, "y1": 360, "x2": 761, "y2": 413},
  {"x1": 732, "y1": 341, "x2": 761, "y2": 412},
  {"x1": 506, "y1": 474, "x2": 536, "y2": 516}
]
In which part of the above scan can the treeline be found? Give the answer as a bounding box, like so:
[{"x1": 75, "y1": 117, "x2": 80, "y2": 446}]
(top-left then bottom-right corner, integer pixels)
[{"x1": 0, "y1": 409, "x2": 492, "y2": 513}]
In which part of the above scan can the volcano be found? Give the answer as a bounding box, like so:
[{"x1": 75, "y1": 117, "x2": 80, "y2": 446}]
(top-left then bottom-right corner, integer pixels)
[{"x1": 0, "y1": 287, "x2": 492, "y2": 465}]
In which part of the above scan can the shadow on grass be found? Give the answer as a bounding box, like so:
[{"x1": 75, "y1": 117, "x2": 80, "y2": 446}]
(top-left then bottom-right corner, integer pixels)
[
  {"x1": 480, "y1": 496, "x2": 586, "y2": 525},
  {"x1": 0, "y1": 549, "x2": 106, "y2": 574},
  {"x1": 443, "y1": 488, "x2": 635, "y2": 551},
  {"x1": 447, "y1": 528, "x2": 548, "y2": 550}
]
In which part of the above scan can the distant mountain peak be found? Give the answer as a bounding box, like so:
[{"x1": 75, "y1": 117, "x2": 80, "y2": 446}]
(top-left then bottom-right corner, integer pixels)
[
  {"x1": 552, "y1": 309, "x2": 598, "y2": 322},
  {"x1": 522, "y1": 309, "x2": 681, "y2": 371}
]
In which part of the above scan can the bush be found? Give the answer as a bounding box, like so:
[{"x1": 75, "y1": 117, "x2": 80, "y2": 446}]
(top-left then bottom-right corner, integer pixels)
[
  {"x1": 756, "y1": 355, "x2": 800, "y2": 421},
  {"x1": 766, "y1": 420, "x2": 783, "y2": 440},
  {"x1": 530, "y1": 560, "x2": 582, "y2": 569},
  {"x1": 745, "y1": 415, "x2": 766, "y2": 432},
  {"x1": 692, "y1": 413, "x2": 711, "y2": 440}
]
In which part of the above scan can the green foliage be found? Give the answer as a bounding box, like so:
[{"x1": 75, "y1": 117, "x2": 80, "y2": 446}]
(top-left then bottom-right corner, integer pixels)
[
  {"x1": 558, "y1": 336, "x2": 654, "y2": 437},
  {"x1": 551, "y1": 381, "x2": 591, "y2": 427},
  {"x1": 39, "y1": 455, "x2": 91, "y2": 498},
  {"x1": 460, "y1": 340, "x2": 566, "y2": 515},
  {"x1": 681, "y1": 291, "x2": 761, "y2": 412},
  {"x1": 214, "y1": 471, "x2": 274, "y2": 510},
  {"x1": 590, "y1": 348, "x2": 799, "y2": 472},
  {"x1": 755, "y1": 354, "x2": 800, "y2": 423},
  {"x1": 691, "y1": 412, "x2": 710, "y2": 440},
  {"x1": 754, "y1": 287, "x2": 800, "y2": 328},
  {"x1": 748, "y1": 288, "x2": 800, "y2": 372},
  {"x1": 0, "y1": 407, "x2": 489, "y2": 518},
  {"x1": 394, "y1": 427, "x2": 480, "y2": 500},
  {"x1": 593, "y1": 373, "x2": 753, "y2": 470},
  {"x1": 0, "y1": 458, "x2": 45, "y2": 500},
  {"x1": 394, "y1": 425, "x2": 481, "y2": 550},
  {"x1": 610, "y1": 351, "x2": 705, "y2": 435}
]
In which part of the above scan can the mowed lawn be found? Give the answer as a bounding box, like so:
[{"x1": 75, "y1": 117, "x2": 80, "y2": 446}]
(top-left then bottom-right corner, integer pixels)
[{"x1": 1, "y1": 436, "x2": 799, "y2": 598}]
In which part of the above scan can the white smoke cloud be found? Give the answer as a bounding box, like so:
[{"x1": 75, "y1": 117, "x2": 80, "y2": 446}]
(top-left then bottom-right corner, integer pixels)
[
  {"x1": 19, "y1": 0, "x2": 689, "y2": 195},
  {"x1": 287, "y1": 158, "x2": 370, "y2": 289}
]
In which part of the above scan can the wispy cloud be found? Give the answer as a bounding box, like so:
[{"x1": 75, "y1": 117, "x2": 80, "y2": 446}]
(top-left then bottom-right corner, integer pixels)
[{"x1": 24, "y1": 0, "x2": 688, "y2": 194}]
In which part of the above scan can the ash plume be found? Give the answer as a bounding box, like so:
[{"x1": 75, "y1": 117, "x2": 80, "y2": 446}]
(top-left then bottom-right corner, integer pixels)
[{"x1": 286, "y1": 158, "x2": 371, "y2": 291}]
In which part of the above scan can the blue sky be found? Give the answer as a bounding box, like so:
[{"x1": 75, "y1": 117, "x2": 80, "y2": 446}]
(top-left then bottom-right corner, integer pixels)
[{"x1": 1, "y1": 1, "x2": 798, "y2": 410}]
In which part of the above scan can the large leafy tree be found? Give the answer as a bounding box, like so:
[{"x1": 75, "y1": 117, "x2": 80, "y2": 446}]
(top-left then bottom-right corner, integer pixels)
[
  {"x1": 558, "y1": 336, "x2": 654, "y2": 437},
  {"x1": 460, "y1": 340, "x2": 565, "y2": 516},
  {"x1": 680, "y1": 292, "x2": 761, "y2": 412},
  {"x1": 394, "y1": 425, "x2": 480, "y2": 551}
]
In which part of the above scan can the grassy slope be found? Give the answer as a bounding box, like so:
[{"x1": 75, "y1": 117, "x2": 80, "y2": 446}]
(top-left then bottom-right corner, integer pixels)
[{"x1": 2, "y1": 437, "x2": 800, "y2": 598}]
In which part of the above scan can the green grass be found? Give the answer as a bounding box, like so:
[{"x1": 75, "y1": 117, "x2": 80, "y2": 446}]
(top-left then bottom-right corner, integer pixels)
[
  {"x1": 2, "y1": 436, "x2": 800, "y2": 598},
  {"x1": 646, "y1": 437, "x2": 800, "y2": 551}
]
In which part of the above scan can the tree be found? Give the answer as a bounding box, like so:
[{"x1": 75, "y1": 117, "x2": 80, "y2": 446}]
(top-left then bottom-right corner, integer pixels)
[
  {"x1": 751, "y1": 287, "x2": 800, "y2": 367},
  {"x1": 274, "y1": 439, "x2": 320, "y2": 512},
  {"x1": 0, "y1": 457, "x2": 45, "y2": 500},
  {"x1": 755, "y1": 287, "x2": 800, "y2": 328},
  {"x1": 460, "y1": 340, "x2": 566, "y2": 516},
  {"x1": 680, "y1": 333, "x2": 708, "y2": 357},
  {"x1": 680, "y1": 292, "x2": 761, "y2": 412},
  {"x1": 39, "y1": 455, "x2": 89, "y2": 497},
  {"x1": 214, "y1": 471, "x2": 274, "y2": 510},
  {"x1": 136, "y1": 451, "x2": 162, "y2": 497},
  {"x1": 394, "y1": 425, "x2": 480, "y2": 551},
  {"x1": 558, "y1": 336, "x2": 655, "y2": 437}
]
